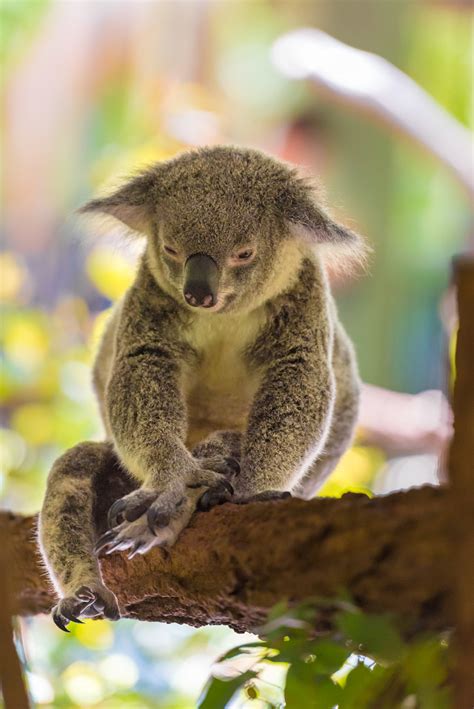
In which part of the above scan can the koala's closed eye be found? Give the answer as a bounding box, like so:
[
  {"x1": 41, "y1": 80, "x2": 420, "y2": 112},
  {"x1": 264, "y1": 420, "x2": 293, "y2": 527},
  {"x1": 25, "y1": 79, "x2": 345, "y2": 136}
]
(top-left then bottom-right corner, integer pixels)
[{"x1": 228, "y1": 246, "x2": 256, "y2": 267}]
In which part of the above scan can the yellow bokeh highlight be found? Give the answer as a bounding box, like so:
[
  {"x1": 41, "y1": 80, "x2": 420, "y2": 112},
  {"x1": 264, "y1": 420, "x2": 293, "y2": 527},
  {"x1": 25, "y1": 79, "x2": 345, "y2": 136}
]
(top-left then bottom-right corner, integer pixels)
[
  {"x1": 3, "y1": 316, "x2": 50, "y2": 371},
  {"x1": 90, "y1": 307, "x2": 113, "y2": 353},
  {"x1": 449, "y1": 328, "x2": 457, "y2": 392},
  {"x1": 72, "y1": 619, "x2": 114, "y2": 651},
  {"x1": 0, "y1": 251, "x2": 27, "y2": 302},
  {"x1": 86, "y1": 247, "x2": 135, "y2": 301},
  {"x1": 318, "y1": 445, "x2": 384, "y2": 498},
  {"x1": 11, "y1": 404, "x2": 54, "y2": 445},
  {"x1": 62, "y1": 661, "x2": 105, "y2": 706}
]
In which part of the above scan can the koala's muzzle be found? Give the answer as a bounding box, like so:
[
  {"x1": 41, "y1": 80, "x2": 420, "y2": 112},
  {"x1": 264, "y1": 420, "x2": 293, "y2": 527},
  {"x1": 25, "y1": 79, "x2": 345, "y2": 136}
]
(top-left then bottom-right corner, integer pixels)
[{"x1": 183, "y1": 253, "x2": 219, "y2": 308}]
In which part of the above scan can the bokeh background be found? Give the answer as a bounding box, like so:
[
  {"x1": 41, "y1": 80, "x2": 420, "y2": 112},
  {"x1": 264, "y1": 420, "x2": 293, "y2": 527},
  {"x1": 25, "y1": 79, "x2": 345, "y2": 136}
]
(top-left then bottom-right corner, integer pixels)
[{"x1": 1, "y1": 0, "x2": 472, "y2": 706}]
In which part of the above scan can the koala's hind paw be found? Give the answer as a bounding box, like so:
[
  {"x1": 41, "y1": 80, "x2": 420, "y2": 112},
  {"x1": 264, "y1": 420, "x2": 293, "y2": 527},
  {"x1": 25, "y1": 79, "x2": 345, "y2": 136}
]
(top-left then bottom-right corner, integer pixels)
[{"x1": 52, "y1": 584, "x2": 119, "y2": 632}]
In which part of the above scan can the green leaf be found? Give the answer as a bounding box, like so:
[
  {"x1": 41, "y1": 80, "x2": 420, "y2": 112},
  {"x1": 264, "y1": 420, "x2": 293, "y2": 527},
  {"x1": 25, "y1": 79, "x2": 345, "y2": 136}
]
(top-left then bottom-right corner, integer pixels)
[
  {"x1": 336, "y1": 612, "x2": 405, "y2": 663},
  {"x1": 267, "y1": 638, "x2": 311, "y2": 665},
  {"x1": 402, "y1": 638, "x2": 451, "y2": 708},
  {"x1": 285, "y1": 664, "x2": 342, "y2": 709},
  {"x1": 311, "y1": 639, "x2": 353, "y2": 676},
  {"x1": 339, "y1": 662, "x2": 380, "y2": 708},
  {"x1": 313, "y1": 678, "x2": 343, "y2": 709},
  {"x1": 198, "y1": 670, "x2": 258, "y2": 709},
  {"x1": 285, "y1": 663, "x2": 315, "y2": 708}
]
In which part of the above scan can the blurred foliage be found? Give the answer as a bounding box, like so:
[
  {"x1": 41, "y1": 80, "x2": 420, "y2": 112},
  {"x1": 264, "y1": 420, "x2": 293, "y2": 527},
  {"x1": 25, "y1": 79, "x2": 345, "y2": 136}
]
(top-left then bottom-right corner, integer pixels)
[
  {"x1": 199, "y1": 600, "x2": 452, "y2": 709},
  {"x1": 0, "y1": 0, "x2": 49, "y2": 73}
]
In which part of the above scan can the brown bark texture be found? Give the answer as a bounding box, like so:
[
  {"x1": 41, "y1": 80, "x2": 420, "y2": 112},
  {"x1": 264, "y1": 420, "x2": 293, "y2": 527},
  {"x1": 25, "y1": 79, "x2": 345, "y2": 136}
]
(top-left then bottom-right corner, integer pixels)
[
  {"x1": 449, "y1": 257, "x2": 474, "y2": 709},
  {"x1": 1, "y1": 485, "x2": 451, "y2": 635},
  {"x1": 0, "y1": 535, "x2": 30, "y2": 708}
]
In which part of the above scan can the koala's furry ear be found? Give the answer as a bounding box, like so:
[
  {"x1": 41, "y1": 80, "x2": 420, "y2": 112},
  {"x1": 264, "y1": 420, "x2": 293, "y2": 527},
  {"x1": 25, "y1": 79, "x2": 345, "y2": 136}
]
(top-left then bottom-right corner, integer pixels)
[
  {"x1": 281, "y1": 177, "x2": 361, "y2": 247},
  {"x1": 79, "y1": 169, "x2": 158, "y2": 234}
]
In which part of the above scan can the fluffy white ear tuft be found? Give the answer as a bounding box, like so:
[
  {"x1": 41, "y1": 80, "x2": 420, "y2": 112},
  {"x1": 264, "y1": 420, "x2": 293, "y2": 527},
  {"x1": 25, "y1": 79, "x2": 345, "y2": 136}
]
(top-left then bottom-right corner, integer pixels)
[
  {"x1": 281, "y1": 176, "x2": 368, "y2": 273},
  {"x1": 289, "y1": 209, "x2": 362, "y2": 247},
  {"x1": 79, "y1": 170, "x2": 157, "y2": 234}
]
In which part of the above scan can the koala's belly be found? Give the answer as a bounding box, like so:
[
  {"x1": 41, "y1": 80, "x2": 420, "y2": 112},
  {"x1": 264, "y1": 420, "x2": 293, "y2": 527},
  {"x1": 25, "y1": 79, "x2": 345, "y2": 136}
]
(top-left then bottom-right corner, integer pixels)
[
  {"x1": 183, "y1": 317, "x2": 264, "y2": 449},
  {"x1": 184, "y1": 351, "x2": 261, "y2": 448}
]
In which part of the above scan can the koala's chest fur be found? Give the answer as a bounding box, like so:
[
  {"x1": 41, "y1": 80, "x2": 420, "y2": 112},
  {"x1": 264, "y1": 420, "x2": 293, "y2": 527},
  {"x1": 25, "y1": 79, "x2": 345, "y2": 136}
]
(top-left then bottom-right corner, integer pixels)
[{"x1": 182, "y1": 310, "x2": 266, "y2": 447}]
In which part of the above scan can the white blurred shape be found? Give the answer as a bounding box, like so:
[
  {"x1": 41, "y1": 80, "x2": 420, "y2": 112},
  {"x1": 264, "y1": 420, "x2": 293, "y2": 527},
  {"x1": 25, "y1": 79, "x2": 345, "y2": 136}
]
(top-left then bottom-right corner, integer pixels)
[
  {"x1": 372, "y1": 454, "x2": 440, "y2": 495},
  {"x1": 99, "y1": 653, "x2": 139, "y2": 689},
  {"x1": 26, "y1": 672, "x2": 54, "y2": 705},
  {"x1": 272, "y1": 30, "x2": 386, "y2": 94},
  {"x1": 60, "y1": 361, "x2": 93, "y2": 404},
  {"x1": 0, "y1": 428, "x2": 27, "y2": 472},
  {"x1": 165, "y1": 109, "x2": 220, "y2": 145},
  {"x1": 272, "y1": 29, "x2": 474, "y2": 199},
  {"x1": 63, "y1": 662, "x2": 105, "y2": 705}
]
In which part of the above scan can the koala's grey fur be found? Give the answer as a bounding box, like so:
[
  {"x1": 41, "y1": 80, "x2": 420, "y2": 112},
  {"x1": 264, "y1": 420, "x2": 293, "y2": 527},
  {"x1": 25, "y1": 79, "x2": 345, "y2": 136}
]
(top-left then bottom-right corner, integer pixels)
[{"x1": 39, "y1": 146, "x2": 362, "y2": 629}]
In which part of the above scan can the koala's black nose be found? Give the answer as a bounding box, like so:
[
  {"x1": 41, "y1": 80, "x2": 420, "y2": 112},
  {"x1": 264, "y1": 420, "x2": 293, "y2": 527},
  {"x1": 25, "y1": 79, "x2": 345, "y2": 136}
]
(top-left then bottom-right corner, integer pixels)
[{"x1": 183, "y1": 253, "x2": 219, "y2": 308}]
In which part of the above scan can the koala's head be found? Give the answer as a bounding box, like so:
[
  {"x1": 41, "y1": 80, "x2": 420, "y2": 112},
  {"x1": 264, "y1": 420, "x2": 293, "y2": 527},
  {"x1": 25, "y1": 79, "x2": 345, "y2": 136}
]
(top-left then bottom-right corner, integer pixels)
[{"x1": 81, "y1": 146, "x2": 362, "y2": 313}]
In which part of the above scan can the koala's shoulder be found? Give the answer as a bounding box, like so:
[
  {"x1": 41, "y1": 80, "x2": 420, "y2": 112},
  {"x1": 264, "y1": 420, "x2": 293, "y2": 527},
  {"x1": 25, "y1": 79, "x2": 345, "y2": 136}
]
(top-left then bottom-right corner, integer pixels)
[{"x1": 246, "y1": 258, "x2": 332, "y2": 364}]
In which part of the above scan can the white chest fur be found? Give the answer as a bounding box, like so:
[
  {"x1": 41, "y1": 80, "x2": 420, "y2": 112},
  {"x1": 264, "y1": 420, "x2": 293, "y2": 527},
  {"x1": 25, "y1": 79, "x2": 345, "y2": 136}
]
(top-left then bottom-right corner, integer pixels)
[{"x1": 182, "y1": 309, "x2": 266, "y2": 446}]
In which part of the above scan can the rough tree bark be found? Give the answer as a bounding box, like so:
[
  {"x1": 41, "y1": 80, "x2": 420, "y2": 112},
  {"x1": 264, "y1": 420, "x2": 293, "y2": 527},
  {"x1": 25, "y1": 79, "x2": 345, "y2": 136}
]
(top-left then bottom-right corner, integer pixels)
[
  {"x1": 450, "y1": 257, "x2": 474, "y2": 708},
  {"x1": 1, "y1": 485, "x2": 451, "y2": 635}
]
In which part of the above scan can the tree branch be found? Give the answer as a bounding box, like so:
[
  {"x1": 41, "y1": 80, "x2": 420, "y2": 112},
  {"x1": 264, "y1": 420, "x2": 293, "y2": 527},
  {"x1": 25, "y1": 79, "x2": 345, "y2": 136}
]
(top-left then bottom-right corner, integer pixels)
[{"x1": 2, "y1": 485, "x2": 451, "y2": 634}]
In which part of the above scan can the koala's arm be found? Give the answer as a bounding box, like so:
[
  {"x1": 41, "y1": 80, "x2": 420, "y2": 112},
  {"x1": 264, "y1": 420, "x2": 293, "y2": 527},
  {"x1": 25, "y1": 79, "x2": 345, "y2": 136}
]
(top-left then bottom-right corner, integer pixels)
[
  {"x1": 105, "y1": 273, "x2": 196, "y2": 487},
  {"x1": 238, "y1": 264, "x2": 335, "y2": 495}
]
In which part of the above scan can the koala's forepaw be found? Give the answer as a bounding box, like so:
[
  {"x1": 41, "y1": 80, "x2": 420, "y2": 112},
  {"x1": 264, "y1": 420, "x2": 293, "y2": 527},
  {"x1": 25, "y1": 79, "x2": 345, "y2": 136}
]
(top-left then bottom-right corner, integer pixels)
[
  {"x1": 107, "y1": 488, "x2": 158, "y2": 529},
  {"x1": 52, "y1": 583, "x2": 119, "y2": 632},
  {"x1": 195, "y1": 455, "x2": 240, "y2": 479}
]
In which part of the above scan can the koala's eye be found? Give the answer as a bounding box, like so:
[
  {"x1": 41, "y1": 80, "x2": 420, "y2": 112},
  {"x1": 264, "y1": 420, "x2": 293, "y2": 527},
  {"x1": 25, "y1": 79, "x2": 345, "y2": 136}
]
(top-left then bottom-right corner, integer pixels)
[
  {"x1": 237, "y1": 249, "x2": 253, "y2": 261},
  {"x1": 229, "y1": 247, "x2": 256, "y2": 267},
  {"x1": 163, "y1": 245, "x2": 178, "y2": 257}
]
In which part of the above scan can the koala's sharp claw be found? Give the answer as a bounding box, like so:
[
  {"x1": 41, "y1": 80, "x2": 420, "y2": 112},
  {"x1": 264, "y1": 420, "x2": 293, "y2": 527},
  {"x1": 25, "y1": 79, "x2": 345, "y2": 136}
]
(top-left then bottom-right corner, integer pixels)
[
  {"x1": 53, "y1": 610, "x2": 70, "y2": 633},
  {"x1": 104, "y1": 540, "x2": 124, "y2": 555},
  {"x1": 62, "y1": 609, "x2": 84, "y2": 624},
  {"x1": 125, "y1": 500, "x2": 153, "y2": 523},
  {"x1": 127, "y1": 541, "x2": 142, "y2": 559},
  {"x1": 225, "y1": 457, "x2": 241, "y2": 475},
  {"x1": 197, "y1": 490, "x2": 212, "y2": 512},
  {"x1": 108, "y1": 499, "x2": 126, "y2": 528},
  {"x1": 147, "y1": 508, "x2": 171, "y2": 533},
  {"x1": 221, "y1": 478, "x2": 234, "y2": 495},
  {"x1": 127, "y1": 540, "x2": 150, "y2": 559},
  {"x1": 94, "y1": 529, "x2": 117, "y2": 555},
  {"x1": 197, "y1": 478, "x2": 234, "y2": 512}
]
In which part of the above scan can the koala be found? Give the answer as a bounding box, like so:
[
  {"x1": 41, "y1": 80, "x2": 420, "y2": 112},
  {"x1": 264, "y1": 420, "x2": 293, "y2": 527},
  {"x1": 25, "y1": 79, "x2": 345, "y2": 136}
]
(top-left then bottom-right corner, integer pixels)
[{"x1": 39, "y1": 146, "x2": 363, "y2": 631}]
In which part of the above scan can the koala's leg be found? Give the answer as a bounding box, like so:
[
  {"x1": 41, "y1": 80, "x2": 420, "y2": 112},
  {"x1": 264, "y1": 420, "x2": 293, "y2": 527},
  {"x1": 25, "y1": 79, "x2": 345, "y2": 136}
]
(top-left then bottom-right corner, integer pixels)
[
  {"x1": 295, "y1": 324, "x2": 361, "y2": 500},
  {"x1": 39, "y1": 441, "x2": 133, "y2": 630}
]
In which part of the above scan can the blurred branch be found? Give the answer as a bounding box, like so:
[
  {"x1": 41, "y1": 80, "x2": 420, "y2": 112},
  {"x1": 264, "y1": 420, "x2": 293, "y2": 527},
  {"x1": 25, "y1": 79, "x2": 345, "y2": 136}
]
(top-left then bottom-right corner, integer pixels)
[
  {"x1": 359, "y1": 384, "x2": 453, "y2": 457},
  {"x1": 272, "y1": 29, "x2": 474, "y2": 201},
  {"x1": 1, "y1": 486, "x2": 451, "y2": 635},
  {"x1": 0, "y1": 524, "x2": 30, "y2": 709}
]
